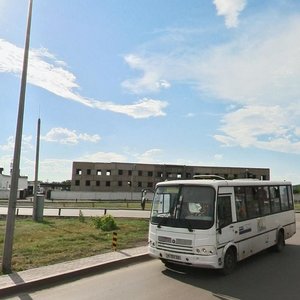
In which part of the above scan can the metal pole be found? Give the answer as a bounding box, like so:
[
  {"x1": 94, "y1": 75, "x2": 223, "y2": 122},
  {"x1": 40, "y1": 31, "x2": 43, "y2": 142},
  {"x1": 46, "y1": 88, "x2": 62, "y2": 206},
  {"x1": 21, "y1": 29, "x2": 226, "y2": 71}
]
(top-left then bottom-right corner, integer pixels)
[
  {"x1": 33, "y1": 118, "x2": 41, "y2": 221},
  {"x1": 2, "y1": 0, "x2": 33, "y2": 274}
]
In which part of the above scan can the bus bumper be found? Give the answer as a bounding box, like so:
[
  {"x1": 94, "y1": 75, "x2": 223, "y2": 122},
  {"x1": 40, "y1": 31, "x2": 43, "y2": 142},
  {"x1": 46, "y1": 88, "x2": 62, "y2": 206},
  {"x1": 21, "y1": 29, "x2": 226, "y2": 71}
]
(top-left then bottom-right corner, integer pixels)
[{"x1": 149, "y1": 247, "x2": 220, "y2": 269}]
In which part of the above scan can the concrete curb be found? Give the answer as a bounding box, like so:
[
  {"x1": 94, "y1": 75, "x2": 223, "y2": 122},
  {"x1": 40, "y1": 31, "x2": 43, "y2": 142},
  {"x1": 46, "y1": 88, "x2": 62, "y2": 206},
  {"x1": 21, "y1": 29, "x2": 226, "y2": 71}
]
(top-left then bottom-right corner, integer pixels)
[{"x1": 0, "y1": 249, "x2": 152, "y2": 298}]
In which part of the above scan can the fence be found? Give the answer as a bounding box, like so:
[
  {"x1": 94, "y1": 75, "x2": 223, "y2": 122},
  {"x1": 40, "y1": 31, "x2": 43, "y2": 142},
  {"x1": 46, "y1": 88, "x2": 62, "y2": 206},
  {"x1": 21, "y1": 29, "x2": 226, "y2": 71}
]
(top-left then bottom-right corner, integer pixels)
[{"x1": 49, "y1": 191, "x2": 153, "y2": 201}]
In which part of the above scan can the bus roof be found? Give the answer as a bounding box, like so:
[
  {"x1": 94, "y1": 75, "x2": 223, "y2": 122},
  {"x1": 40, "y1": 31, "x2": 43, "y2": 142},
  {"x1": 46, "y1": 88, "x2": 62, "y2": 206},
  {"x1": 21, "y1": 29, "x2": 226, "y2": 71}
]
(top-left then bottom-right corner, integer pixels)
[{"x1": 155, "y1": 179, "x2": 292, "y2": 188}]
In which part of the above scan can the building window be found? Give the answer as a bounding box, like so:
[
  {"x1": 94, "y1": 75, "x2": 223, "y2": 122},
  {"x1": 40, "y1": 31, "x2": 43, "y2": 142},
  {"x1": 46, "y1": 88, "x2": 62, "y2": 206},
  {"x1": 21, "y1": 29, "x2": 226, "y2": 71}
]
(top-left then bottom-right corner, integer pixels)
[
  {"x1": 128, "y1": 170, "x2": 132, "y2": 176},
  {"x1": 138, "y1": 182, "x2": 142, "y2": 187},
  {"x1": 157, "y1": 171, "x2": 163, "y2": 178},
  {"x1": 118, "y1": 170, "x2": 123, "y2": 175},
  {"x1": 138, "y1": 170, "x2": 143, "y2": 176},
  {"x1": 87, "y1": 169, "x2": 91, "y2": 175},
  {"x1": 97, "y1": 170, "x2": 102, "y2": 176},
  {"x1": 106, "y1": 170, "x2": 111, "y2": 176},
  {"x1": 96, "y1": 181, "x2": 100, "y2": 186},
  {"x1": 76, "y1": 169, "x2": 82, "y2": 175},
  {"x1": 148, "y1": 171, "x2": 153, "y2": 177},
  {"x1": 147, "y1": 182, "x2": 153, "y2": 188},
  {"x1": 186, "y1": 173, "x2": 191, "y2": 179},
  {"x1": 106, "y1": 181, "x2": 110, "y2": 187},
  {"x1": 118, "y1": 181, "x2": 122, "y2": 186},
  {"x1": 75, "y1": 180, "x2": 80, "y2": 186},
  {"x1": 177, "y1": 173, "x2": 182, "y2": 179},
  {"x1": 86, "y1": 180, "x2": 90, "y2": 186}
]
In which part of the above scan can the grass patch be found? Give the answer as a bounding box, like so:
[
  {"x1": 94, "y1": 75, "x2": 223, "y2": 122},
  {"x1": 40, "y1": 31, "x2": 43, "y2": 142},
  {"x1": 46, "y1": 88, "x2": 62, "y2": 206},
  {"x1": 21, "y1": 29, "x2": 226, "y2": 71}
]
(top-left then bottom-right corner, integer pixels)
[{"x1": 0, "y1": 216, "x2": 149, "y2": 274}]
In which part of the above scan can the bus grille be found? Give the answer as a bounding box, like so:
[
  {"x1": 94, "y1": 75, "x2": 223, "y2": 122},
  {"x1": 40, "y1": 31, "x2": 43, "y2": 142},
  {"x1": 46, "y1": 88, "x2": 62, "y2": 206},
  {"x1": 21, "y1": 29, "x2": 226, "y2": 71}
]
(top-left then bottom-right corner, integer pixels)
[{"x1": 157, "y1": 236, "x2": 193, "y2": 254}]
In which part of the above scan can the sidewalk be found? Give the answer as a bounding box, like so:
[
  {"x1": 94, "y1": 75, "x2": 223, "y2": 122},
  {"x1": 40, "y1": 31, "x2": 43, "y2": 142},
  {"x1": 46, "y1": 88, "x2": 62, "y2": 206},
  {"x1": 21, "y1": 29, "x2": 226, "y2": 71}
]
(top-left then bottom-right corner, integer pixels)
[
  {"x1": 0, "y1": 246, "x2": 150, "y2": 298},
  {"x1": 0, "y1": 207, "x2": 151, "y2": 219},
  {"x1": 2, "y1": 206, "x2": 299, "y2": 219}
]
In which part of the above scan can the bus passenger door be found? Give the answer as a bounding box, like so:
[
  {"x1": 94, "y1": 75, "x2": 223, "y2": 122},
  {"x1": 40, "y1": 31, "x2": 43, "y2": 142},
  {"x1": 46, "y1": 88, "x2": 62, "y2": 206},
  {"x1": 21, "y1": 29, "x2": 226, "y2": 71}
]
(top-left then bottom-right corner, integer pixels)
[{"x1": 217, "y1": 195, "x2": 235, "y2": 246}]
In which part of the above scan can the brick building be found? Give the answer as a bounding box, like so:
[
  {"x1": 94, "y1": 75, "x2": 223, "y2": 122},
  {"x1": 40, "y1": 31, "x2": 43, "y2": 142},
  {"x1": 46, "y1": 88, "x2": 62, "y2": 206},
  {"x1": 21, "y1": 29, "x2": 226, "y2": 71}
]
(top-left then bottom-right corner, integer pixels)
[{"x1": 71, "y1": 162, "x2": 270, "y2": 192}]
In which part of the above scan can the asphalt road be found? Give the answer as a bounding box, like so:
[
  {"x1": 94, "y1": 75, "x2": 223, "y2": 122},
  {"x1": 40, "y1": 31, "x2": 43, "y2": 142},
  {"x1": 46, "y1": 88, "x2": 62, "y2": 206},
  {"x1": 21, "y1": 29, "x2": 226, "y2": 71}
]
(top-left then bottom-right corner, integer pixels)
[{"x1": 6, "y1": 215, "x2": 300, "y2": 300}]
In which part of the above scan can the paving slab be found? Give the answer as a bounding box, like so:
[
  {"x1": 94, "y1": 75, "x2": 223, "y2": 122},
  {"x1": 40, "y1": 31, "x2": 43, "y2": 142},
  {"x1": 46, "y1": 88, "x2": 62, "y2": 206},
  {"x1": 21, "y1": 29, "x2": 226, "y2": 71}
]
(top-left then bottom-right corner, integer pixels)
[{"x1": 0, "y1": 246, "x2": 150, "y2": 298}]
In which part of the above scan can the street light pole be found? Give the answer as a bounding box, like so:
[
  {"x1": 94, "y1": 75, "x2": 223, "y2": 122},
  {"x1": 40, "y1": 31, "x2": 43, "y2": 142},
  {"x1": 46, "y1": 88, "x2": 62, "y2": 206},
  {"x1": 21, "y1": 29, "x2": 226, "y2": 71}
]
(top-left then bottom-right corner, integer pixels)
[
  {"x1": 2, "y1": 0, "x2": 34, "y2": 274},
  {"x1": 33, "y1": 117, "x2": 41, "y2": 221}
]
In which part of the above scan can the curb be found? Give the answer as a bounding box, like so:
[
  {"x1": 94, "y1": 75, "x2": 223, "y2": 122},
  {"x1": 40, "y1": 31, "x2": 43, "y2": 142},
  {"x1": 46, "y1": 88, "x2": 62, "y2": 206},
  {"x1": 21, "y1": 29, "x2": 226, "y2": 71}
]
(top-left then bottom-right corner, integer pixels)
[{"x1": 0, "y1": 253, "x2": 152, "y2": 298}]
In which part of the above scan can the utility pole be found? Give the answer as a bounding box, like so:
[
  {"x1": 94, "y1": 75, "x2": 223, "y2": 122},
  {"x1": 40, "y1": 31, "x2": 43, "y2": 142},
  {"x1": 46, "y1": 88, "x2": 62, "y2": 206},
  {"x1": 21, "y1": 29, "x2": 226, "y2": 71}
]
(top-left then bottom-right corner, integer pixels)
[
  {"x1": 33, "y1": 118, "x2": 41, "y2": 221},
  {"x1": 2, "y1": 0, "x2": 34, "y2": 274}
]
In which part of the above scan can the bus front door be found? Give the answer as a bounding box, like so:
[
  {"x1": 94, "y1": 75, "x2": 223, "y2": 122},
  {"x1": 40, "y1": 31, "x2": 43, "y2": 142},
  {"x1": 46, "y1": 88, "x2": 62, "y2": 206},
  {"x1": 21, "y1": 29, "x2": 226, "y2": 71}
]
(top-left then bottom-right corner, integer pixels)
[{"x1": 217, "y1": 195, "x2": 235, "y2": 246}]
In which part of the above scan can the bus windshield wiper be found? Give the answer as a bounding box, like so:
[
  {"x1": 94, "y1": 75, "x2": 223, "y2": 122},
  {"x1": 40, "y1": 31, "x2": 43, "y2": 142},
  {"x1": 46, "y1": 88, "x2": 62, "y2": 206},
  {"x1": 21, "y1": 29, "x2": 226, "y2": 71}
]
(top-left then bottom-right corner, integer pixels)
[
  {"x1": 157, "y1": 217, "x2": 167, "y2": 228},
  {"x1": 184, "y1": 219, "x2": 193, "y2": 232}
]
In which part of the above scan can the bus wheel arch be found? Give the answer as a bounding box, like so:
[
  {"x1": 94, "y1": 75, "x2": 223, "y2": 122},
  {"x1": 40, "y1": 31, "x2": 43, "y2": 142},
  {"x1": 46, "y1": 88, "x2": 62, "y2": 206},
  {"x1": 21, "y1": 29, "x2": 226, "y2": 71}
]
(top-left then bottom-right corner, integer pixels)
[{"x1": 221, "y1": 245, "x2": 237, "y2": 275}]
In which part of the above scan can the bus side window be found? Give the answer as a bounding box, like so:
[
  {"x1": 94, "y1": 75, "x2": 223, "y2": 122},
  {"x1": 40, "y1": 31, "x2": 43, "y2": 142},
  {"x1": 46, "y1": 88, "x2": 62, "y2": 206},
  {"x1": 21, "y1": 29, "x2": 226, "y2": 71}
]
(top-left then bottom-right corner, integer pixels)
[
  {"x1": 218, "y1": 196, "x2": 232, "y2": 228},
  {"x1": 279, "y1": 186, "x2": 289, "y2": 211},
  {"x1": 235, "y1": 187, "x2": 247, "y2": 221},
  {"x1": 257, "y1": 186, "x2": 270, "y2": 215},
  {"x1": 270, "y1": 186, "x2": 281, "y2": 213},
  {"x1": 287, "y1": 185, "x2": 294, "y2": 209},
  {"x1": 245, "y1": 187, "x2": 260, "y2": 218}
]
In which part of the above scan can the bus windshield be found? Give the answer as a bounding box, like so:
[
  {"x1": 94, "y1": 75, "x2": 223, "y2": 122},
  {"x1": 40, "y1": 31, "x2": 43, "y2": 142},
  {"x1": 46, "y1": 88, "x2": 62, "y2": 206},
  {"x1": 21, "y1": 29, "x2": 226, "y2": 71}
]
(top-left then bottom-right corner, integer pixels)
[{"x1": 150, "y1": 185, "x2": 215, "y2": 230}]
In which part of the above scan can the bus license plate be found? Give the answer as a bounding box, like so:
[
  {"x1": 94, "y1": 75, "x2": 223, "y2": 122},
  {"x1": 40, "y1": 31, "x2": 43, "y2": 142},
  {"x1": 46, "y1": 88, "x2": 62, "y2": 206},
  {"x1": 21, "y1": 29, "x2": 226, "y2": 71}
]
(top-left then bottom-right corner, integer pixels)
[{"x1": 166, "y1": 253, "x2": 181, "y2": 261}]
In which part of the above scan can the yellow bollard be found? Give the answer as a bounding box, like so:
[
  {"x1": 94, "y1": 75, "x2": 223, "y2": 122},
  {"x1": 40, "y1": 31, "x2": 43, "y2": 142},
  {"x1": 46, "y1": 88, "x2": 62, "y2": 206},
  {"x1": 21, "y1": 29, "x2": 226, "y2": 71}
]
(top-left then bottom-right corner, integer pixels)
[{"x1": 112, "y1": 232, "x2": 117, "y2": 251}]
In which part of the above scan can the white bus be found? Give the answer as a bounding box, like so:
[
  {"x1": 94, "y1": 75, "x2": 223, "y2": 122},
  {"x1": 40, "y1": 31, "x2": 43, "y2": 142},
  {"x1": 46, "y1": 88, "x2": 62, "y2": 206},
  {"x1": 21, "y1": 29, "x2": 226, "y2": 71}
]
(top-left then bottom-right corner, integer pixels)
[{"x1": 148, "y1": 178, "x2": 296, "y2": 274}]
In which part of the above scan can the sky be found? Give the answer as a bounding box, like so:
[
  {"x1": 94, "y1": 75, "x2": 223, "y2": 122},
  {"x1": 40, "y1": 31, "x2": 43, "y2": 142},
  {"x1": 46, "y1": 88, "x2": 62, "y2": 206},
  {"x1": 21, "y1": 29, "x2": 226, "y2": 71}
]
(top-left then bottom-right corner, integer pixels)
[{"x1": 0, "y1": 0, "x2": 300, "y2": 184}]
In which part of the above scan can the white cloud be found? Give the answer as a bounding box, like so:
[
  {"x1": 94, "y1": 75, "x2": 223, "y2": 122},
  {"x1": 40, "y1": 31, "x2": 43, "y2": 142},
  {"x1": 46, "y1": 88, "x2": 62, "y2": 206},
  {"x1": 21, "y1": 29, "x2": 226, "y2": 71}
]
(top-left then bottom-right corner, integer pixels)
[
  {"x1": 197, "y1": 22, "x2": 300, "y2": 106},
  {"x1": 0, "y1": 39, "x2": 167, "y2": 119},
  {"x1": 197, "y1": 16, "x2": 300, "y2": 153},
  {"x1": 0, "y1": 135, "x2": 33, "y2": 152},
  {"x1": 122, "y1": 16, "x2": 300, "y2": 107},
  {"x1": 214, "y1": 105, "x2": 300, "y2": 154},
  {"x1": 122, "y1": 54, "x2": 171, "y2": 94},
  {"x1": 122, "y1": 15, "x2": 300, "y2": 154},
  {"x1": 0, "y1": 136, "x2": 15, "y2": 152},
  {"x1": 0, "y1": 154, "x2": 13, "y2": 175},
  {"x1": 136, "y1": 149, "x2": 164, "y2": 163},
  {"x1": 42, "y1": 128, "x2": 101, "y2": 145},
  {"x1": 79, "y1": 151, "x2": 127, "y2": 163},
  {"x1": 38, "y1": 158, "x2": 73, "y2": 182},
  {"x1": 91, "y1": 98, "x2": 168, "y2": 119},
  {"x1": 185, "y1": 113, "x2": 196, "y2": 118},
  {"x1": 213, "y1": 0, "x2": 247, "y2": 28},
  {"x1": 214, "y1": 154, "x2": 223, "y2": 160}
]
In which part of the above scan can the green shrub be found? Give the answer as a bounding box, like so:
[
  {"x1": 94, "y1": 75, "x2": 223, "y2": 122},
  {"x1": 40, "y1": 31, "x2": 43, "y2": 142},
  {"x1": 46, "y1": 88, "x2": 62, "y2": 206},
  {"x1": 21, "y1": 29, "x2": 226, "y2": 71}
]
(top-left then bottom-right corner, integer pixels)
[
  {"x1": 79, "y1": 210, "x2": 85, "y2": 223},
  {"x1": 92, "y1": 216, "x2": 102, "y2": 229},
  {"x1": 92, "y1": 215, "x2": 118, "y2": 231}
]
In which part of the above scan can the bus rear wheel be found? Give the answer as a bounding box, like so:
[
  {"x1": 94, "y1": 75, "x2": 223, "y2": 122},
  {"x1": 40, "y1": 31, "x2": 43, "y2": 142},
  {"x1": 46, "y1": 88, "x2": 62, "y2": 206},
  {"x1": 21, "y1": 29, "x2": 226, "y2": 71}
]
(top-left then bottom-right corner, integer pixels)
[
  {"x1": 221, "y1": 248, "x2": 236, "y2": 275},
  {"x1": 274, "y1": 230, "x2": 285, "y2": 252}
]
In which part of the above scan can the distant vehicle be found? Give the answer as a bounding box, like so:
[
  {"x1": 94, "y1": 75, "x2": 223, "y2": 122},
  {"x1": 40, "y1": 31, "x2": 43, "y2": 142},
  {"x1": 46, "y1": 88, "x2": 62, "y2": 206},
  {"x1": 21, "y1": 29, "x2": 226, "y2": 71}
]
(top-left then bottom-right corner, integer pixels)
[{"x1": 148, "y1": 178, "x2": 296, "y2": 274}]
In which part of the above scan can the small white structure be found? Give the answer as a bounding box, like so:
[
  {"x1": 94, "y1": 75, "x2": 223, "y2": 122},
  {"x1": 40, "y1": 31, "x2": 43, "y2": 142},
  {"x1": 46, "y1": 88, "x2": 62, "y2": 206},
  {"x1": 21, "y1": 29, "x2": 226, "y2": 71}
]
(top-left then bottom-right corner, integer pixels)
[
  {"x1": 0, "y1": 168, "x2": 28, "y2": 199},
  {"x1": 0, "y1": 173, "x2": 10, "y2": 190}
]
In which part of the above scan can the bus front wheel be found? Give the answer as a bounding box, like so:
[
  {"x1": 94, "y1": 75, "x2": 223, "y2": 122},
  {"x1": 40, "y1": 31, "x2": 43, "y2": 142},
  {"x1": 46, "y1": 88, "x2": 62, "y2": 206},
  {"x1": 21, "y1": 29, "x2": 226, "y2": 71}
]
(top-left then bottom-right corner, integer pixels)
[{"x1": 221, "y1": 248, "x2": 236, "y2": 275}]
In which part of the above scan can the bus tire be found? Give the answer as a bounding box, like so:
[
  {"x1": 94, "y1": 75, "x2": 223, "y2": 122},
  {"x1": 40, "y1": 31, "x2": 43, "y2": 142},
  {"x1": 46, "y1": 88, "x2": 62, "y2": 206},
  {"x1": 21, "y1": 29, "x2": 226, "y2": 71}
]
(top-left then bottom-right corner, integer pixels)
[
  {"x1": 274, "y1": 230, "x2": 285, "y2": 252},
  {"x1": 221, "y1": 247, "x2": 236, "y2": 275}
]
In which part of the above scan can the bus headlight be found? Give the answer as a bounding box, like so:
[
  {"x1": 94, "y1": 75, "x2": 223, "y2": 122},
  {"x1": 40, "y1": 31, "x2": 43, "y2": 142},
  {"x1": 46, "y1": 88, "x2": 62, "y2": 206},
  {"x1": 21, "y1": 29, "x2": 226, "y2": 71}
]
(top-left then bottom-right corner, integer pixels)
[
  {"x1": 195, "y1": 246, "x2": 216, "y2": 256},
  {"x1": 149, "y1": 240, "x2": 156, "y2": 248}
]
